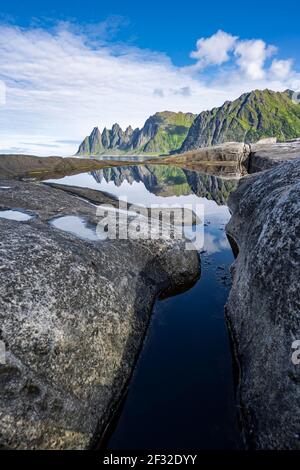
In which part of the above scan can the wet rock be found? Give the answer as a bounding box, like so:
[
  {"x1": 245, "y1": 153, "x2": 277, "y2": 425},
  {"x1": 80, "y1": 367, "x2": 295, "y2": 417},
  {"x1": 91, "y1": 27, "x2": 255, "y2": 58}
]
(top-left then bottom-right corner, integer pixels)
[
  {"x1": 225, "y1": 158, "x2": 300, "y2": 449},
  {"x1": 0, "y1": 179, "x2": 199, "y2": 449}
]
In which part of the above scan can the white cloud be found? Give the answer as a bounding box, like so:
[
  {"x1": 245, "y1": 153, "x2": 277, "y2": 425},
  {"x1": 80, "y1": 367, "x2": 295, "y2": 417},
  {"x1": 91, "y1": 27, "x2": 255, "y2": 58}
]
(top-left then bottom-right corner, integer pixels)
[
  {"x1": 0, "y1": 24, "x2": 298, "y2": 156},
  {"x1": 190, "y1": 32, "x2": 289, "y2": 81},
  {"x1": 234, "y1": 39, "x2": 277, "y2": 80},
  {"x1": 190, "y1": 30, "x2": 237, "y2": 68},
  {"x1": 0, "y1": 24, "x2": 228, "y2": 156},
  {"x1": 270, "y1": 59, "x2": 293, "y2": 79}
]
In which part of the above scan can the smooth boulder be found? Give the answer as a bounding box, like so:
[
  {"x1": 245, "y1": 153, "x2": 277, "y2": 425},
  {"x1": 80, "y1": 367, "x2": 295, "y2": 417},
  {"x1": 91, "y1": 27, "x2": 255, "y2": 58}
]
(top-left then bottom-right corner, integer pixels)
[
  {"x1": 225, "y1": 158, "x2": 300, "y2": 449},
  {"x1": 247, "y1": 140, "x2": 300, "y2": 173},
  {"x1": 0, "y1": 179, "x2": 199, "y2": 449}
]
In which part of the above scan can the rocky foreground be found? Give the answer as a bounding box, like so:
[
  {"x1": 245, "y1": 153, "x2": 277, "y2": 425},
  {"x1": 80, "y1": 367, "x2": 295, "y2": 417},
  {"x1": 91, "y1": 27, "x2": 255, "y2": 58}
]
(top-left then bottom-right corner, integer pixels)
[
  {"x1": 0, "y1": 140, "x2": 299, "y2": 450},
  {"x1": 225, "y1": 157, "x2": 300, "y2": 449},
  {"x1": 0, "y1": 180, "x2": 199, "y2": 449},
  {"x1": 247, "y1": 138, "x2": 300, "y2": 173}
]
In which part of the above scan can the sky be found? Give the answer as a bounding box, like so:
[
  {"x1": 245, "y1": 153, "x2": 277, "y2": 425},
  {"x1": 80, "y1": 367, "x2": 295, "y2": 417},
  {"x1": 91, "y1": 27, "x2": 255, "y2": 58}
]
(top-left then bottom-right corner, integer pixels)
[{"x1": 0, "y1": 0, "x2": 299, "y2": 156}]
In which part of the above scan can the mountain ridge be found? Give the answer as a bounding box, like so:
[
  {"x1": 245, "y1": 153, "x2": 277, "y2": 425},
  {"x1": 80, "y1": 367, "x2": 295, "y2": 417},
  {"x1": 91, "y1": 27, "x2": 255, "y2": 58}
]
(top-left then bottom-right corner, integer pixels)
[
  {"x1": 76, "y1": 111, "x2": 196, "y2": 156},
  {"x1": 77, "y1": 89, "x2": 300, "y2": 157},
  {"x1": 180, "y1": 89, "x2": 300, "y2": 151}
]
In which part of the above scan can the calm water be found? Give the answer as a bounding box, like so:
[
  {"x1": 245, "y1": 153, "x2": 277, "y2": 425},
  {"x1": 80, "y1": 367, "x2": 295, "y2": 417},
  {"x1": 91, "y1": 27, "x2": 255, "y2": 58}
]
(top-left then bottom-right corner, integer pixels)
[
  {"x1": 47, "y1": 165, "x2": 242, "y2": 449},
  {"x1": 89, "y1": 155, "x2": 158, "y2": 162},
  {"x1": 50, "y1": 215, "x2": 101, "y2": 241},
  {"x1": 0, "y1": 209, "x2": 33, "y2": 221}
]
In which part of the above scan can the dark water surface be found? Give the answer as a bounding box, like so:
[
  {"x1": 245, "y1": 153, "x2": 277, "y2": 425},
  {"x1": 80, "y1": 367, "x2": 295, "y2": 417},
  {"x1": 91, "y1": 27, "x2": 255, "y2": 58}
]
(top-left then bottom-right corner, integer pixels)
[
  {"x1": 47, "y1": 164, "x2": 242, "y2": 450},
  {"x1": 107, "y1": 225, "x2": 241, "y2": 450}
]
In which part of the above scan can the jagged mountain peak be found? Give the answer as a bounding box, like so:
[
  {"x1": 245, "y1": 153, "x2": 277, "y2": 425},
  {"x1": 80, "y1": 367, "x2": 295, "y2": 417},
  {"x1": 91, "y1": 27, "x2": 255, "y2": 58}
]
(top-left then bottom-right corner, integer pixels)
[
  {"x1": 90, "y1": 127, "x2": 101, "y2": 139},
  {"x1": 111, "y1": 123, "x2": 122, "y2": 131},
  {"x1": 76, "y1": 111, "x2": 196, "y2": 156},
  {"x1": 76, "y1": 89, "x2": 300, "y2": 156}
]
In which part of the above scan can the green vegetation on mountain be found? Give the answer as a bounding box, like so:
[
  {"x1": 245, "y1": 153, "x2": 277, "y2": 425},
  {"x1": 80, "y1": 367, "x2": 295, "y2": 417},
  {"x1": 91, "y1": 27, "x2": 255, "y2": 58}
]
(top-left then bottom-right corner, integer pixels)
[
  {"x1": 77, "y1": 89, "x2": 300, "y2": 156},
  {"x1": 181, "y1": 89, "x2": 300, "y2": 151},
  {"x1": 141, "y1": 112, "x2": 196, "y2": 154},
  {"x1": 76, "y1": 111, "x2": 196, "y2": 156}
]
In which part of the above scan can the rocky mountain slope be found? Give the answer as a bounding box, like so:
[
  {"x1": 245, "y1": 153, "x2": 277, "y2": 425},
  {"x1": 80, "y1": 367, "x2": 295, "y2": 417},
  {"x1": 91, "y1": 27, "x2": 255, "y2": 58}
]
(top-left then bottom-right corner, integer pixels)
[
  {"x1": 76, "y1": 111, "x2": 196, "y2": 156},
  {"x1": 181, "y1": 89, "x2": 300, "y2": 151}
]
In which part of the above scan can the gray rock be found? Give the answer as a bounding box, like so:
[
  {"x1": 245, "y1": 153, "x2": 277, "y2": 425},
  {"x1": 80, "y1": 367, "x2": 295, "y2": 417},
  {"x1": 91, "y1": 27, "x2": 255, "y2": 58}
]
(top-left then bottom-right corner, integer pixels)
[
  {"x1": 0, "y1": 179, "x2": 199, "y2": 449},
  {"x1": 225, "y1": 157, "x2": 300, "y2": 449},
  {"x1": 161, "y1": 140, "x2": 300, "y2": 176},
  {"x1": 286, "y1": 138, "x2": 300, "y2": 143},
  {"x1": 162, "y1": 142, "x2": 250, "y2": 175},
  {"x1": 0, "y1": 154, "x2": 130, "y2": 181},
  {"x1": 255, "y1": 137, "x2": 277, "y2": 145},
  {"x1": 247, "y1": 140, "x2": 300, "y2": 173}
]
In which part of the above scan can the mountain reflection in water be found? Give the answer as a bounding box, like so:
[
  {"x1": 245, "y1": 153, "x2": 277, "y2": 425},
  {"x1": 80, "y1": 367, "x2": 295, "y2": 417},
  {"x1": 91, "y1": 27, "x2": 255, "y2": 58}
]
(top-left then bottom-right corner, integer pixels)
[{"x1": 91, "y1": 164, "x2": 238, "y2": 205}]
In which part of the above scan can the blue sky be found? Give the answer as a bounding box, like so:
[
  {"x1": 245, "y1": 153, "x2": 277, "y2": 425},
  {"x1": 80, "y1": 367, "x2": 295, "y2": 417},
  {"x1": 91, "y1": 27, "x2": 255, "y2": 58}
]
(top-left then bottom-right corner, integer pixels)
[
  {"x1": 1, "y1": 0, "x2": 299, "y2": 67},
  {"x1": 0, "y1": 0, "x2": 299, "y2": 155}
]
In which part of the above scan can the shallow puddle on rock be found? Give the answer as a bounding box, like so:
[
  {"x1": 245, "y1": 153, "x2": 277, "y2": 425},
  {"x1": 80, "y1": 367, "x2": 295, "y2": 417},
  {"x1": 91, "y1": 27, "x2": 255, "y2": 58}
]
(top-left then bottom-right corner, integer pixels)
[
  {"x1": 0, "y1": 209, "x2": 33, "y2": 221},
  {"x1": 50, "y1": 215, "x2": 105, "y2": 241}
]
